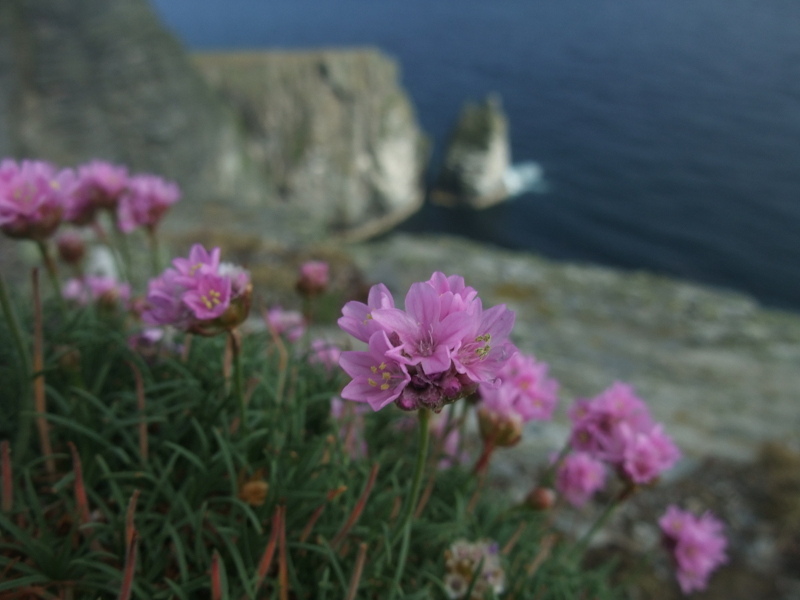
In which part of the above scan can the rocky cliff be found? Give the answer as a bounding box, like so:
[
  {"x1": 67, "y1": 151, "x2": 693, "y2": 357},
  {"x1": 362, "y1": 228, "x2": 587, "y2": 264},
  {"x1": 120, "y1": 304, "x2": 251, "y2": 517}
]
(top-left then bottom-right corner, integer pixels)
[{"x1": 193, "y1": 50, "x2": 427, "y2": 240}]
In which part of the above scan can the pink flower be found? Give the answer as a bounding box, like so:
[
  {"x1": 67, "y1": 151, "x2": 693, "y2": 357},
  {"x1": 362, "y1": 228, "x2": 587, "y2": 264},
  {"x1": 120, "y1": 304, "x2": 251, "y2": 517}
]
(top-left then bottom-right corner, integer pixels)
[
  {"x1": 66, "y1": 160, "x2": 129, "y2": 225},
  {"x1": 63, "y1": 275, "x2": 131, "y2": 308},
  {"x1": 555, "y1": 452, "x2": 606, "y2": 507},
  {"x1": 296, "y1": 260, "x2": 329, "y2": 296},
  {"x1": 266, "y1": 306, "x2": 306, "y2": 342},
  {"x1": 659, "y1": 506, "x2": 728, "y2": 594},
  {"x1": 330, "y1": 397, "x2": 368, "y2": 459},
  {"x1": 620, "y1": 423, "x2": 681, "y2": 485},
  {"x1": 309, "y1": 338, "x2": 342, "y2": 372},
  {"x1": 339, "y1": 331, "x2": 411, "y2": 411},
  {"x1": 338, "y1": 272, "x2": 515, "y2": 412},
  {"x1": 568, "y1": 382, "x2": 655, "y2": 464},
  {"x1": 117, "y1": 174, "x2": 180, "y2": 233},
  {"x1": 338, "y1": 283, "x2": 395, "y2": 343},
  {"x1": 476, "y1": 352, "x2": 558, "y2": 446},
  {"x1": 143, "y1": 244, "x2": 251, "y2": 335},
  {"x1": 0, "y1": 159, "x2": 72, "y2": 240}
]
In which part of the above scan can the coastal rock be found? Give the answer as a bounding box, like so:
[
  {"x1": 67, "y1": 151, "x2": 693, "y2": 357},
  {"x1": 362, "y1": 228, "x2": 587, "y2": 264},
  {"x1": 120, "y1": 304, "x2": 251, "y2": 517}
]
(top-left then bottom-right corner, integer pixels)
[
  {"x1": 432, "y1": 94, "x2": 511, "y2": 208},
  {"x1": 194, "y1": 50, "x2": 427, "y2": 241}
]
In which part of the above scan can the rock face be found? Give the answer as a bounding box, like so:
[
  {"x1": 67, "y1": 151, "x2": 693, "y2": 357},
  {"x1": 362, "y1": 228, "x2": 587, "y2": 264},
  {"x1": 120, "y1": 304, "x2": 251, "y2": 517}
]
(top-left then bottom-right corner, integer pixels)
[
  {"x1": 432, "y1": 95, "x2": 510, "y2": 208},
  {"x1": 193, "y1": 50, "x2": 427, "y2": 240}
]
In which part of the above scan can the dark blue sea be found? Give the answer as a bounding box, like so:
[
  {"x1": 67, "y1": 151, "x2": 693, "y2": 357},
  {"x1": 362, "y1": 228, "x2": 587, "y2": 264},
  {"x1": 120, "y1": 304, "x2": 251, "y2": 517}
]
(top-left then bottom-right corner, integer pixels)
[{"x1": 151, "y1": 0, "x2": 800, "y2": 310}]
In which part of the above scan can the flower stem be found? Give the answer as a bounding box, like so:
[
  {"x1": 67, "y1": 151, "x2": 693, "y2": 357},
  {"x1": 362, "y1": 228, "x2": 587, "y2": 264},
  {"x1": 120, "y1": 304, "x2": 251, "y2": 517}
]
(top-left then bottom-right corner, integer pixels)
[
  {"x1": 0, "y1": 272, "x2": 33, "y2": 463},
  {"x1": 572, "y1": 483, "x2": 635, "y2": 559},
  {"x1": 147, "y1": 229, "x2": 161, "y2": 276},
  {"x1": 229, "y1": 329, "x2": 247, "y2": 434},
  {"x1": 36, "y1": 240, "x2": 67, "y2": 318},
  {"x1": 394, "y1": 408, "x2": 430, "y2": 541}
]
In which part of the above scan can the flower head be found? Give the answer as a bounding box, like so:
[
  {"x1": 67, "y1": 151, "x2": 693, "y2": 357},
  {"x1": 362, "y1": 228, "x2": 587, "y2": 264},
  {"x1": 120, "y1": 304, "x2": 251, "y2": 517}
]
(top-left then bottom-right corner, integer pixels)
[
  {"x1": 117, "y1": 174, "x2": 180, "y2": 233},
  {"x1": 66, "y1": 160, "x2": 129, "y2": 225},
  {"x1": 143, "y1": 244, "x2": 251, "y2": 335},
  {"x1": 443, "y1": 539, "x2": 505, "y2": 599},
  {"x1": 659, "y1": 506, "x2": 728, "y2": 594},
  {"x1": 476, "y1": 352, "x2": 558, "y2": 447},
  {"x1": 296, "y1": 260, "x2": 329, "y2": 296},
  {"x1": 556, "y1": 452, "x2": 607, "y2": 507},
  {"x1": 63, "y1": 275, "x2": 131, "y2": 309},
  {"x1": 0, "y1": 159, "x2": 72, "y2": 240},
  {"x1": 338, "y1": 272, "x2": 515, "y2": 412},
  {"x1": 56, "y1": 231, "x2": 86, "y2": 265},
  {"x1": 266, "y1": 306, "x2": 306, "y2": 342}
]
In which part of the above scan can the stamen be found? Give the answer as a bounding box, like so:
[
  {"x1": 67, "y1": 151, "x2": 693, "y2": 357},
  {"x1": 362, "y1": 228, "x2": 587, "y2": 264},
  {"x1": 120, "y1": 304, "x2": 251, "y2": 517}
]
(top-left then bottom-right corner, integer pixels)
[
  {"x1": 370, "y1": 366, "x2": 378, "y2": 373},
  {"x1": 368, "y1": 379, "x2": 377, "y2": 387},
  {"x1": 380, "y1": 383, "x2": 390, "y2": 390},
  {"x1": 378, "y1": 362, "x2": 387, "y2": 370},
  {"x1": 382, "y1": 372, "x2": 391, "y2": 380}
]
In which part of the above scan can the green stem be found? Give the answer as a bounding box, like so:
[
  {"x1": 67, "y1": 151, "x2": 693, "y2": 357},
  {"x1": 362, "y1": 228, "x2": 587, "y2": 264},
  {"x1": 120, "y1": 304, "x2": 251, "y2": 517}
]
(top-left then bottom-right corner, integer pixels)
[
  {"x1": 230, "y1": 329, "x2": 247, "y2": 435},
  {"x1": 395, "y1": 408, "x2": 430, "y2": 539},
  {"x1": 36, "y1": 241, "x2": 67, "y2": 318},
  {"x1": 0, "y1": 272, "x2": 33, "y2": 463},
  {"x1": 147, "y1": 229, "x2": 161, "y2": 276},
  {"x1": 572, "y1": 484, "x2": 634, "y2": 558}
]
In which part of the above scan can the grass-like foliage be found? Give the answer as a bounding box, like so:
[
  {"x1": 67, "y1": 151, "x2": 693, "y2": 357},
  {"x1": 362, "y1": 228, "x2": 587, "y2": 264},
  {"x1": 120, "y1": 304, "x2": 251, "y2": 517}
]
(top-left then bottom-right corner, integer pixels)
[{"x1": 0, "y1": 296, "x2": 620, "y2": 599}]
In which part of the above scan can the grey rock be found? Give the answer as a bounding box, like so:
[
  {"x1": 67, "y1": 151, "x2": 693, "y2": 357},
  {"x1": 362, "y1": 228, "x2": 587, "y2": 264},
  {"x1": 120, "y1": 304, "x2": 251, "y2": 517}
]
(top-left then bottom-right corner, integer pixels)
[
  {"x1": 193, "y1": 49, "x2": 427, "y2": 241},
  {"x1": 432, "y1": 94, "x2": 510, "y2": 208}
]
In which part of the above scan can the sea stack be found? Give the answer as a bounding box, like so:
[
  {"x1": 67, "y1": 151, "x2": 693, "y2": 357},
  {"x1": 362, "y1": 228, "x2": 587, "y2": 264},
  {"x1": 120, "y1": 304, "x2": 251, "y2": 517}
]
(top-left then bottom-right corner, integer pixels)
[{"x1": 433, "y1": 94, "x2": 511, "y2": 209}]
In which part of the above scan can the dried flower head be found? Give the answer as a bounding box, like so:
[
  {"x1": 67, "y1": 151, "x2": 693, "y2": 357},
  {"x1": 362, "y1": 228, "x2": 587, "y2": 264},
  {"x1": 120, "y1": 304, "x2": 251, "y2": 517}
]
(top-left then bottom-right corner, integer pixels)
[{"x1": 443, "y1": 539, "x2": 505, "y2": 599}]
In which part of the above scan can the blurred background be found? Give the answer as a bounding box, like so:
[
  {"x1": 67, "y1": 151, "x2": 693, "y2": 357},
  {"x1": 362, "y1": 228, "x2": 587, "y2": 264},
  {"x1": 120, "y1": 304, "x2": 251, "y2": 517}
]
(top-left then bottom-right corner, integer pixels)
[{"x1": 149, "y1": 0, "x2": 800, "y2": 310}]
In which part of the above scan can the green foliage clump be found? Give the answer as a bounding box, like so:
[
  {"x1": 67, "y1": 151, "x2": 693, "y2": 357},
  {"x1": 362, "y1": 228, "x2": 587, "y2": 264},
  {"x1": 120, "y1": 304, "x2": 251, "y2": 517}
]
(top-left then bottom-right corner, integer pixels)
[{"x1": 0, "y1": 300, "x2": 620, "y2": 599}]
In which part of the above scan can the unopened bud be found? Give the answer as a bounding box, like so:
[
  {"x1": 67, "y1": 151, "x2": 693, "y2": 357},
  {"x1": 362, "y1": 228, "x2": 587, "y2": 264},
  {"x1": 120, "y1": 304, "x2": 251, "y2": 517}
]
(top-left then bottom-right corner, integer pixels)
[
  {"x1": 477, "y1": 408, "x2": 523, "y2": 448},
  {"x1": 296, "y1": 260, "x2": 329, "y2": 297},
  {"x1": 526, "y1": 487, "x2": 556, "y2": 511},
  {"x1": 56, "y1": 232, "x2": 85, "y2": 265}
]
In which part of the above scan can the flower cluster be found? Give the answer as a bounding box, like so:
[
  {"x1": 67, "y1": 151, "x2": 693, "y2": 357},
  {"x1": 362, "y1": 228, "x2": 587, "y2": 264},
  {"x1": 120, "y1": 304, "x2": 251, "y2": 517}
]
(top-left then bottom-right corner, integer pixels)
[
  {"x1": 555, "y1": 452, "x2": 606, "y2": 507},
  {"x1": 143, "y1": 244, "x2": 252, "y2": 335},
  {"x1": 266, "y1": 307, "x2": 306, "y2": 342},
  {"x1": 296, "y1": 260, "x2": 329, "y2": 297},
  {"x1": 66, "y1": 160, "x2": 129, "y2": 225},
  {"x1": 117, "y1": 174, "x2": 181, "y2": 234},
  {"x1": 0, "y1": 159, "x2": 72, "y2": 240},
  {"x1": 443, "y1": 539, "x2": 505, "y2": 599},
  {"x1": 476, "y1": 352, "x2": 559, "y2": 447},
  {"x1": 63, "y1": 276, "x2": 131, "y2": 309},
  {"x1": 568, "y1": 382, "x2": 680, "y2": 486},
  {"x1": 338, "y1": 273, "x2": 516, "y2": 412},
  {"x1": 659, "y1": 505, "x2": 728, "y2": 594},
  {"x1": 0, "y1": 157, "x2": 180, "y2": 242}
]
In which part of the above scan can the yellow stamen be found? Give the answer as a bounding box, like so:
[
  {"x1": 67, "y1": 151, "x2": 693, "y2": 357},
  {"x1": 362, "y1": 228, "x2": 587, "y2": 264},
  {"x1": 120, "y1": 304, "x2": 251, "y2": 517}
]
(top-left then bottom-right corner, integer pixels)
[
  {"x1": 368, "y1": 378, "x2": 377, "y2": 387},
  {"x1": 370, "y1": 366, "x2": 378, "y2": 373},
  {"x1": 382, "y1": 372, "x2": 391, "y2": 380},
  {"x1": 378, "y1": 362, "x2": 387, "y2": 370},
  {"x1": 380, "y1": 383, "x2": 390, "y2": 390}
]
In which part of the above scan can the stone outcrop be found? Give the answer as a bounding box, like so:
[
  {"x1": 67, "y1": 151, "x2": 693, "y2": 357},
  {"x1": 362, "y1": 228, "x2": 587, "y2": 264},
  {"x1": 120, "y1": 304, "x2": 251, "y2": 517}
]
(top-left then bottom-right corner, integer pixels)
[
  {"x1": 193, "y1": 50, "x2": 427, "y2": 240},
  {"x1": 432, "y1": 94, "x2": 510, "y2": 208}
]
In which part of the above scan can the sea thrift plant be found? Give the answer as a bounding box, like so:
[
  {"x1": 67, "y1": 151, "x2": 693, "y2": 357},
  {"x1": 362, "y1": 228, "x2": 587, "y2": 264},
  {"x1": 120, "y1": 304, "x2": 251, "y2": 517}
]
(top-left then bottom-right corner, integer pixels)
[
  {"x1": 338, "y1": 273, "x2": 515, "y2": 413},
  {"x1": 0, "y1": 159, "x2": 72, "y2": 240},
  {"x1": 659, "y1": 506, "x2": 728, "y2": 594},
  {"x1": 143, "y1": 244, "x2": 252, "y2": 335},
  {"x1": 117, "y1": 173, "x2": 180, "y2": 234},
  {"x1": 476, "y1": 352, "x2": 559, "y2": 447},
  {"x1": 66, "y1": 160, "x2": 129, "y2": 225}
]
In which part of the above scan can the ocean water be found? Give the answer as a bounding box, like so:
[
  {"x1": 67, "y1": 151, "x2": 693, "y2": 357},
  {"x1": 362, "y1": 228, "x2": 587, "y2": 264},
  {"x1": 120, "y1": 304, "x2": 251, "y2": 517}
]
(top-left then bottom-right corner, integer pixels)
[{"x1": 151, "y1": 0, "x2": 800, "y2": 310}]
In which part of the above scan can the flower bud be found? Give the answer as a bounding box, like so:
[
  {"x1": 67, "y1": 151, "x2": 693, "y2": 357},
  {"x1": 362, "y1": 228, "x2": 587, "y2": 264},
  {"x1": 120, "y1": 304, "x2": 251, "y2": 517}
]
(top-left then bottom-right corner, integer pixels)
[
  {"x1": 525, "y1": 487, "x2": 556, "y2": 511},
  {"x1": 56, "y1": 232, "x2": 86, "y2": 265},
  {"x1": 296, "y1": 260, "x2": 329, "y2": 297},
  {"x1": 477, "y1": 407, "x2": 523, "y2": 447}
]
